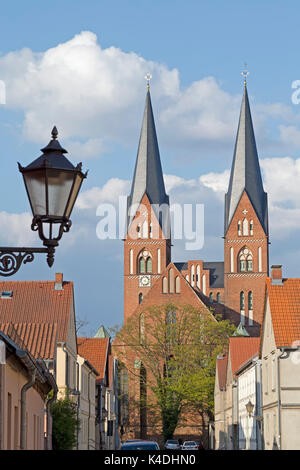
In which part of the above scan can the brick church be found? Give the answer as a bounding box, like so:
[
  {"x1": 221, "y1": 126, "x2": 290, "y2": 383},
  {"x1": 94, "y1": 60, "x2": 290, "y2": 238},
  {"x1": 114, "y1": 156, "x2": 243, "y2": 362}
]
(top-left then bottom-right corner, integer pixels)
[
  {"x1": 118, "y1": 79, "x2": 269, "y2": 441},
  {"x1": 124, "y1": 80, "x2": 268, "y2": 337}
]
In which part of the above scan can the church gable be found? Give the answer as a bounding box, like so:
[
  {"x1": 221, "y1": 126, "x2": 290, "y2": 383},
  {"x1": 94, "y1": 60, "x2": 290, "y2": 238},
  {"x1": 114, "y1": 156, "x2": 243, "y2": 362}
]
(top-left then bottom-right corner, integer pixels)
[
  {"x1": 226, "y1": 189, "x2": 267, "y2": 240},
  {"x1": 131, "y1": 262, "x2": 215, "y2": 319}
]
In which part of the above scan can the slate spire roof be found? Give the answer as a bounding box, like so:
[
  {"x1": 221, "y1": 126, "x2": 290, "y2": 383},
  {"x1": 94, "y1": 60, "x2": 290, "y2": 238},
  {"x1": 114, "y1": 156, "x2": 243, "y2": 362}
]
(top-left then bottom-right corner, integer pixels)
[
  {"x1": 224, "y1": 84, "x2": 268, "y2": 235},
  {"x1": 127, "y1": 89, "x2": 169, "y2": 231}
]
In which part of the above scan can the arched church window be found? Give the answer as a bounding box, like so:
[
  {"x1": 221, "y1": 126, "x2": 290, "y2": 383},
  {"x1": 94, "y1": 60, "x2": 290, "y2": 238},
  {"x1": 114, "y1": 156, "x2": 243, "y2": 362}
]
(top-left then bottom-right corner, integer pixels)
[
  {"x1": 146, "y1": 257, "x2": 152, "y2": 273},
  {"x1": 139, "y1": 293, "x2": 143, "y2": 304},
  {"x1": 238, "y1": 221, "x2": 242, "y2": 236},
  {"x1": 138, "y1": 250, "x2": 151, "y2": 274},
  {"x1": 240, "y1": 291, "x2": 245, "y2": 311},
  {"x1": 149, "y1": 223, "x2": 153, "y2": 239},
  {"x1": 209, "y1": 292, "x2": 213, "y2": 303},
  {"x1": 250, "y1": 220, "x2": 254, "y2": 236},
  {"x1": 217, "y1": 292, "x2": 221, "y2": 303},
  {"x1": 238, "y1": 247, "x2": 253, "y2": 272},
  {"x1": 248, "y1": 291, "x2": 253, "y2": 310},
  {"x1": 139, "y1": 257, "x2": 145, "y2": 273}
]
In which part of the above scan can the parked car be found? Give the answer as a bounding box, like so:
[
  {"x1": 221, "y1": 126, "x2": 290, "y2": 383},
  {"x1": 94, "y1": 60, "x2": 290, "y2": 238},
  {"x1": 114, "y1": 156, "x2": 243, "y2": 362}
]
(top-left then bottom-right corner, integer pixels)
[
  {"x1": 182, "y1": 441, "x2": 199, "y2": 450},
  {"x1": 194, "y1": 440, "x2": 204, "y2": 450},
  {"x1": 120, "y1": 440, "x2": 160, "y2": 450},
  {"x1": 164, "y1": 439, "x2": 181, "y2": 450}
]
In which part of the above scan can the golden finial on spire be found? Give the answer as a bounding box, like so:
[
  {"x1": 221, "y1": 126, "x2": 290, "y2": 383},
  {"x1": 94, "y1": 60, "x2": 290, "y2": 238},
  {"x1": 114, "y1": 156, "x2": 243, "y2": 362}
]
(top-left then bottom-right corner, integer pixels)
[
  {"x1": 241, "y1": 63, "x2": 250, "y2": 86},
  {"x1": 145, "y1": 73, "x2": 152, "y2": 89}
]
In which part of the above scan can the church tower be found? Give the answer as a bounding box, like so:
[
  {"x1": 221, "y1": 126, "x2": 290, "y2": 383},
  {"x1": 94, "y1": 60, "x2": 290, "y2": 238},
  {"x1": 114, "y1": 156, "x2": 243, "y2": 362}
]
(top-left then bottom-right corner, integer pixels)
[
  {"x1": 124, "y1": 87, "x2": 171, "y2": 321},
  {"x1": 224, "y1": 82, "x2": 269, "y2": 335}
]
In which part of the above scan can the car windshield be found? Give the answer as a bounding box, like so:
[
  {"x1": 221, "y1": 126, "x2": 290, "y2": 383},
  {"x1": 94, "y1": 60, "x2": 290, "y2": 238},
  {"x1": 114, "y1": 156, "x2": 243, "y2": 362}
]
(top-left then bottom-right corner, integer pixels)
[{"x1": 122, "y1": 443, "x2": 159, "y2": 450}]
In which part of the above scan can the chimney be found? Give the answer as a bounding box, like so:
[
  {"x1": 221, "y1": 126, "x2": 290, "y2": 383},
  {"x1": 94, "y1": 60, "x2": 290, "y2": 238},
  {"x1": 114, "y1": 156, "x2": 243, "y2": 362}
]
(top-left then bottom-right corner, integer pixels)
[
  {"x1": 271, "y1": 265, "x2": 283, "y2": 285},
  {"x1": 55, "y1": 273, "x2": 63, "y2": 290}
]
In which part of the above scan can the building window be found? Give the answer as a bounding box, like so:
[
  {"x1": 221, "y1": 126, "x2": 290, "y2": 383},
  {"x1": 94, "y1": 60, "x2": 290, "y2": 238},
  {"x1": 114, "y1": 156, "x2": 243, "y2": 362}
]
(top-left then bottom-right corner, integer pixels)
[
  {"x1": 149, "y1": 223, "x2": 153, "y2": 239},
  {"x1": 209, "y1": 292, "x2": 213, "y2": 303},
  {"x1": 238, "y1": 220, "x2": 241, "y2": 236},
  {"x1": 137, "y1": 224, "x2": 141, "y2": 238},
  {"x1": 217, "y1": 292, "x2": 221, "y2": 303},
  {"x1": 139, "y1": 257, "x2": 145, "y2": 273},
  {"x1": 248, "y1": 291, "x2": 253, "y2": 310},
  {"x1": 250, "y1": 220, "x2": 253, "y2": 236},
  {"x1": 138, "y1": 250, "x2": 151, "y2": 274},
  {"x1": 162, "y1": 277, "x2": 168, "y2": 293},
  {"x1": 167, "y1": 311, "x2": 176, "y2": 324},
  {"x1": 175, "y1": 276, "x2": 180, "y2": 293},
  {"x1": 146, "y1": 257, "x2": 152, "y2": 273},
  {"x1": 139, "y1": 293, "x2": 143, "y2": 304},
  {"x1": 191, "y1": 265, "x2": 195, "y2": 287},
  {"x1": 238, "y1": 247, "x2": 253, "y2": 273},
  {"x1": 240, "y1": 291, "x2": 245, "y2": 310}
]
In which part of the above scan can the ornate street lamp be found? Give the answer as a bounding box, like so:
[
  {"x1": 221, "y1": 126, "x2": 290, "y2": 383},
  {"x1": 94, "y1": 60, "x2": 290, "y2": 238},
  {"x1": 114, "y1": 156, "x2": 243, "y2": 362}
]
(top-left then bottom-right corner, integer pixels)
[
  {"x1": 0, "y1": 127, "x2": 87, "y2": 276},
  {"x1": 246, "y1": 399, "x2": 255, "y2": 417}
]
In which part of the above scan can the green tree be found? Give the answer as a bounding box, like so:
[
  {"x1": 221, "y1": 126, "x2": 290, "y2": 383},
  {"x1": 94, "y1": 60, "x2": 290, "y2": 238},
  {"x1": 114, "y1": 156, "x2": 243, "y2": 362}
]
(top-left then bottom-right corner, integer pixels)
[
  {"x1": 50, "y1": 397, "x2": 80, "y2": 450},
  {"x1": 115, "y1": 303, "x2": 234, "y2": 441}
]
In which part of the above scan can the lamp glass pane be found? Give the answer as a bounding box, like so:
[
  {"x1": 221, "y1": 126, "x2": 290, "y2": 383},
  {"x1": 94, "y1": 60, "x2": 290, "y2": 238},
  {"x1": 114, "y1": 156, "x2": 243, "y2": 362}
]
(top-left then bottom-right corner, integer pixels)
[
  {"x1": 65, "y1": 173, "x2": 83, "y2": 218},
  {"x1": 24, "y1": 170, "x2": 46, "y2": 216},
  {"x1": 47, "y1": 169, "x2": 74, "y2": 218}
]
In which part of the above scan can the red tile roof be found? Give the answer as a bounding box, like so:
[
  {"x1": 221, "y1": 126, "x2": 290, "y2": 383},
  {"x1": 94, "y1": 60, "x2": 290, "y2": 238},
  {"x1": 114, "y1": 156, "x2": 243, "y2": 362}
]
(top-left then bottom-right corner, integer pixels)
[
  {"x1": 0, "y1": 280, "x2": 73, "y2": 347},
  {"x1": 266, "y1": 278, "x2": 300, "y2": 347},
  {"x1": 0, "y1": 322, "x2": 57, "y2": 360},
  {"x1": 229, "y1": 337, "x2": 260, "y2": 376},
  {"x1": 216, "y1": 355, "x2": 228, "y2": 390},
  {"x1": 77, "y1": 337, "x2": 109, "y2": 383}
]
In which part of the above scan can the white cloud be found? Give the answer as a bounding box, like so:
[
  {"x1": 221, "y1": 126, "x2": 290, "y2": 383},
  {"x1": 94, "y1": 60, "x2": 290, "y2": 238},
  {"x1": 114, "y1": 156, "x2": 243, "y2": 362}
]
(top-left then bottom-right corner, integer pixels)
[
  {"x1": 200, "y1": 170, "x2": 230, "y2": 198},
  {"x1": 66, "y1": 138, "x2": 106, "y2": 160},
  {"x1": 0, "y1": 212, "x2": 36, "y2": 245},
  {"x1": 2, "y1": 30, "x2": 300, "y2": 159},
  {"x1": 164, "y1": 174, "x2": 197, "y2": 193},
  {"x1": 76, "y1": 178, "x2": 130, "y2": 210}
]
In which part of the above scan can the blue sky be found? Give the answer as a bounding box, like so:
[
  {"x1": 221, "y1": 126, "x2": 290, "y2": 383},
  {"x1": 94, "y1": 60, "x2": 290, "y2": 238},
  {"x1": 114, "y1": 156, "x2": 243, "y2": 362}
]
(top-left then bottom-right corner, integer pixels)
[{"x1": 1, "y1": 0, "x2": 300, "y2": 334}]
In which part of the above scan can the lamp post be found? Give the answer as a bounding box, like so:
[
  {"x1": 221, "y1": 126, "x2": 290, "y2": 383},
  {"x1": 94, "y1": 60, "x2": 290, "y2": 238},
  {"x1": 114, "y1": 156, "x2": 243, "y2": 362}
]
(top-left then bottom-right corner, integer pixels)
[
  {"x1": 245, "y1": 399, "x2": 254, "y2": 450},
  {"x1": 0, "y1": 127, "x2": 87, "y2": 276}
]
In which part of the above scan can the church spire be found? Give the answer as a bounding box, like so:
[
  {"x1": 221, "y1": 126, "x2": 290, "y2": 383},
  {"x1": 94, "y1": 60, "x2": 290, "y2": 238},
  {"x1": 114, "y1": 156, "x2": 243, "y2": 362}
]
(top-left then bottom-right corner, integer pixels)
[
  {"x1": 224, "y1": 83, "x2": 268, "y2": 235},
  {"x1": 127, "y1": 87, "x2": 169, "y2": 231}
]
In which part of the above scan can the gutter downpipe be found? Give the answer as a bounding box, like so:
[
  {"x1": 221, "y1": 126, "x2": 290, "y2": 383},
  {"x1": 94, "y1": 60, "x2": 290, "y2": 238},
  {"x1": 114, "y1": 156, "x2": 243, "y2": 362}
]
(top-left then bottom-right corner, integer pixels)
[
  {"x1": 277, "y1": 348, "x2": 285, "y2": 450},
  {"x1": 20, "y1": 368, "x2": 37, "y2": 450}
]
